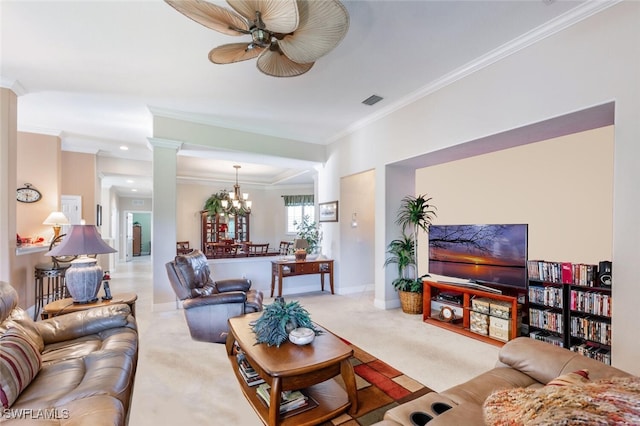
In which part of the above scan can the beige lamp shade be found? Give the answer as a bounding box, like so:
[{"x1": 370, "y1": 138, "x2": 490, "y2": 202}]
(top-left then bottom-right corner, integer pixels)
[
  {"x1": 43, "y1": 212, "x2": 70, "y2": 239},
  {"x1": 294, "y1": 239, "x2": 309, "y2": 250}
]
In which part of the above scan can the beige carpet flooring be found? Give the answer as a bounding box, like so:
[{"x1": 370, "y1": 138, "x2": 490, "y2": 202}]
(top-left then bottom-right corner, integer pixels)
[{"x1": 114, "y1": 257, "x2": 499, "y2": 425}]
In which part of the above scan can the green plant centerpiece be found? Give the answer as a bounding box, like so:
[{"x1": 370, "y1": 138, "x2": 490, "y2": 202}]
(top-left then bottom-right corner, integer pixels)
[
  {"x1": 204, "y1": 190, "x2": 231, "y2": 217},
  {"x1": 384, "y1": 194, "x2": 436, "y2": 314},
  {"x1": 251, "y1": 298, "x2": 322, "y2": 347},
  {"x1": 293, "y1": 215, "x2": 322, "y2": 254}
]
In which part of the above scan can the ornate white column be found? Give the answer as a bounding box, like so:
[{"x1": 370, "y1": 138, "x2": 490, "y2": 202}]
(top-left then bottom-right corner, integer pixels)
[
  {"x1": 0, "y1": 86, "x2": 19, "y2": 282},
  {"x1": 147, "y1": 137, "x2": 182, "y2": 309}
]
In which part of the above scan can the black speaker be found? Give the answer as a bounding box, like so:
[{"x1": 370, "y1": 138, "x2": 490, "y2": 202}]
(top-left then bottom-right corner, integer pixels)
[{"x1": 599, "y1": 261, "x2": 612, "y2": 287}]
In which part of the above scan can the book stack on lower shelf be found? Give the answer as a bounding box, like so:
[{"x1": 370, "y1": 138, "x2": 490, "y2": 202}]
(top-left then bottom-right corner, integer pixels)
[
  {"x1": 255, "y1": 383, "x2": 318, "y2": 416},
  {"x1": 236, "y1": 352, "x2": 265, "y2": 386}
]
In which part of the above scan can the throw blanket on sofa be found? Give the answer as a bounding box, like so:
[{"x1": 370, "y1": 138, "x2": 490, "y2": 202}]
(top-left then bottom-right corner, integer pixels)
[{"x1": 483, "y1": 376, "x2": 640, "y2": 425}]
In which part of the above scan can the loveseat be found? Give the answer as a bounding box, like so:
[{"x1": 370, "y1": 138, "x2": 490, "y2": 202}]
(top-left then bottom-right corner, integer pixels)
[
  {"x1": 0, "y1": 280, "x2": 138, "y2": 425},
  {"x1": 374, "y1": 337, "x2": 637, "y2": 425}
]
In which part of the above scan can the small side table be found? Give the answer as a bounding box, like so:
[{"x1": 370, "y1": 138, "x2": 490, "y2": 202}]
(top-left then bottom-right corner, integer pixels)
[
  {"x1": 34, "y1": 262, "x2": 71, "y2": 320},
  {"x1": 41, "y1": 292, "x2": 138, "y2": 320}
]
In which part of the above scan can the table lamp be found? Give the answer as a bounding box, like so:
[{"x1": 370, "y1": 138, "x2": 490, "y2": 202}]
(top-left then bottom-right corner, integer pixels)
[
  {"x1": 43, "y1": 211, "x2": 70, "y2": 240},
  {"x1": 46, "y1": 225, "x2": 117, "y2": 304},
  {"x1": 293, "y1": 239, "x2": 309, "y2": 261}
]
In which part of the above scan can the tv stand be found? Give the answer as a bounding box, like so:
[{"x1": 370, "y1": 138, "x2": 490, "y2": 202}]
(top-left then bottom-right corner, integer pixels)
[
  {"x1": 436, "y1": 280, "x2": 502, "y2": 294},
  {"x1": 423, "y1": 280, "x2": 521, "y2": 347}
]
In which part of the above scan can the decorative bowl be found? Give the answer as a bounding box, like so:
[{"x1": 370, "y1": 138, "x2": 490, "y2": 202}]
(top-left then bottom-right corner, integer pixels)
[{"x1": 288, "y1": 327, "x2": 315, "y2": 345}]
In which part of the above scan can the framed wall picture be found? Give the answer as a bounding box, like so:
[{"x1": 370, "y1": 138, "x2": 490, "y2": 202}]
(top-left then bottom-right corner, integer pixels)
[
  {"x1": 319, "y1": 201, "x2": 339, "y2": 222},
  {"x1": 96, "y1": 204, "x2": 102, "y2": 226}
]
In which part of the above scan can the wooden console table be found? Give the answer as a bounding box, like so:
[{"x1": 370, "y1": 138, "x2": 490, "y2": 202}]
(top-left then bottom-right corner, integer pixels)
[{"x1": 270, "y1": 259, "x2": 334, "y2": 297}]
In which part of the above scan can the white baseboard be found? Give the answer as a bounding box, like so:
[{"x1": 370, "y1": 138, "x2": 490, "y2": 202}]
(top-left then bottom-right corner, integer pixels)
[{"x1": 153, "y1": 300, "x2": 181, "y2": 312}]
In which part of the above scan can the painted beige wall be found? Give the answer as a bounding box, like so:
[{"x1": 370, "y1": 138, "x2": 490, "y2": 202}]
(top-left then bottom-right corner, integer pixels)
[
  {"x1": 417, "y1": 126, "x2": 614, "y2": 276},
  {"x1": 17, "y1": 132, "x2": 62, "y2": 239},
  {"x1": 62, "y1": 151, "x2": 96, "y2": 224},
  {"x1": 9, "y1": 134, "x2": 99, "y2": 310},
  {"x1": 12, "y1": 132, "x2": 62, "y2": 309}
]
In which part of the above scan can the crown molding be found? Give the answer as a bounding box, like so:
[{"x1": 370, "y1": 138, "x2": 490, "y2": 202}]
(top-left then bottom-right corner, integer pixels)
[
  {"x1": 329, "y1": 0, "x2": 622, "y2": 144},
  {"x1": 148, "y1": 105, "x2": 318, "y2": 144},
  {"x1": 147, "y1": 137, "x2": 183, "y2": 151},
  {"x1": 17, "y1": 125, "x2": 62, "y2": 137},
  {"x1": 0, "y1": 78, "x2": 26, "y2": 96}
]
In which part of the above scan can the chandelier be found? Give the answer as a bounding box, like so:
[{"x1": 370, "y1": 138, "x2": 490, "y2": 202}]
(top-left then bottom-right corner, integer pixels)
[{"x1": 221, "y1": 165, "x2": 252, "y2": 216}]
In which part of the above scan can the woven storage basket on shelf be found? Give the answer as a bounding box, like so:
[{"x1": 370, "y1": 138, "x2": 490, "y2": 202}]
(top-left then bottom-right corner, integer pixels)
[{"x1": 399, "y1": 291, "x2": 423, "y2": 314}]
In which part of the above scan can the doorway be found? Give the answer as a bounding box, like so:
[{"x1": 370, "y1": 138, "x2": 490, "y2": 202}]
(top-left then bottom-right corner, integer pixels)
[
  {"x1": 124, "y1": 211, "x2": 151, "y2": 261},
  {"x1": 61, "y1": 195, "x2": 82, "y2": 233}
]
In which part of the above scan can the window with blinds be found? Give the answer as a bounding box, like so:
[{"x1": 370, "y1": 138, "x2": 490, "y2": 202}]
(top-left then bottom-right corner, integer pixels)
[{"x1": 283, "y1": 195, "x2": 315, "y2": 234}]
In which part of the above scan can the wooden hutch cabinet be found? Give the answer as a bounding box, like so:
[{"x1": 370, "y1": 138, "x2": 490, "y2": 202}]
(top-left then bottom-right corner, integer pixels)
[
  {"x1": 132, "y1": 223, "x2": 142, "y2": 256},
  {"x1": 201, "y1": 211, "x2": 250, "y2": 257}
]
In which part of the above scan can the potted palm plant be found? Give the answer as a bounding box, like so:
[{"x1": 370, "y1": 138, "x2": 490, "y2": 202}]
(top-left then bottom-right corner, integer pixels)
[{"x1": 385, "y1": 194, "x2": 436, "y2": 314}]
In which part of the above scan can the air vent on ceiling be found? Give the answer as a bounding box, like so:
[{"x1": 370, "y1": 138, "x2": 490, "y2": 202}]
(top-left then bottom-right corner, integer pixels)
[{"x1": 362, "y1": 94, "x2": 383, "y2": 106}]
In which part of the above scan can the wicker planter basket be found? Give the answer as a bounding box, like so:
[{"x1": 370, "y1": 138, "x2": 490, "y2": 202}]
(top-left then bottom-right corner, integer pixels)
[{"x1": 398, "y1": 290, "x2": 423, "y2": 315}]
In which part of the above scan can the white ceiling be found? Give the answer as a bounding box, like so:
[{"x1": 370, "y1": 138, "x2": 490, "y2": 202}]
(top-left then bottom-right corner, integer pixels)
[{"x1": 1, "y1": 0, "x2": 597, "y2": 196}]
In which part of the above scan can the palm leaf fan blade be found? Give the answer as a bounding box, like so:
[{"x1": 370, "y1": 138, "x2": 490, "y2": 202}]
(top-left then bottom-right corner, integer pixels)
[
  {"x1": 256, "y1": 49, "x2": 313, "y2": 77},
  {"x1": 164, "y1": 0, "x2": 249, "y2": 36},
  {"x1": 227, "y1": 0, "x2": 299, "y2": 34},
  {"x1": 278, "y1": 0, "x2": 349, "y2": 64},
  {"x1": 209, "y1": 43, "x2": 263, "y2": 64}
]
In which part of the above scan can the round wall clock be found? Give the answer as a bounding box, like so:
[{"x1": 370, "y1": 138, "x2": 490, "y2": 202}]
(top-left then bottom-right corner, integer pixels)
[{"x1": 16, "y1": 183, "x2": 42, "y2": 203}]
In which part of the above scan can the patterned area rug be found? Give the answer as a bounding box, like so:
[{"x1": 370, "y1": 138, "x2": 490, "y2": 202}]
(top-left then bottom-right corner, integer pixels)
[{"x1": 320, "y1": 336, "x2": 434, "y2": 426}]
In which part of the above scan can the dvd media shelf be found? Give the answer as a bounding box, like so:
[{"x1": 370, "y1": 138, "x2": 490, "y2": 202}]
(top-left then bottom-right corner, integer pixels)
[
  {"x1": 528, "y1": 285, "x2": 563, "y2": 308},
  {"x1": 527, "y1": 279, "x2": 567, "y2": 347},
  {"x1": 529, "y1": 330, "x2": 565, "y2": 347},
  {"x1": 526, "y1": 260, "x2": 612, "y2": 365},
  {"x1": 570, "y1": 288, "x2": 611, "y2": 317},
  {"x1": 528, "y1": 308, "x2": 564, "y2": 335},
  {"x1": 571, "y1": 342, "x2": 612, "y2": 365},
  {"x1": 528, "y1": 260, "x2": 598, "y2": 286},
  {"x1": 570, "y1": 316, "x2": 611, "y2": 346}
]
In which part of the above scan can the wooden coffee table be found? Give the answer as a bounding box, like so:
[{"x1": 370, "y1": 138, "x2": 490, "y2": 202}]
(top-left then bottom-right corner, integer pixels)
[
  {"x1": 226, "y1": 312, "x2": 358, "y2": 426},
  {"x1": 41, "y1": 292, "x2": 137, "y2": 320}
]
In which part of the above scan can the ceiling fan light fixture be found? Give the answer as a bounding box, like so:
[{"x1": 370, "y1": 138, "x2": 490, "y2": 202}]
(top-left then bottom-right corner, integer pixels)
[
  {"x1": 166, "y1": 0, "x2": 348, "y2": 77},
  {"x1": 256, "y1": 48, "x2": 313, "y2": 77},
  {"x1": 251, "y1": 28, "x2": 271, "y2": 46}
]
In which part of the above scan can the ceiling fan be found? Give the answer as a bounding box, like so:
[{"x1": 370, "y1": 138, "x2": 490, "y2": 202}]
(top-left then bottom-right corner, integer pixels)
[{"x1": 165, "y1": 0, "x2": 350, "y2": 77}]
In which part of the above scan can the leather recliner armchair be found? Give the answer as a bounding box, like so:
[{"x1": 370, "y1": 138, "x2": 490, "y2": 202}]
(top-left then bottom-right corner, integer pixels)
[{"x1": 165, "y1": 249, "x2": 263, "y2": 343}]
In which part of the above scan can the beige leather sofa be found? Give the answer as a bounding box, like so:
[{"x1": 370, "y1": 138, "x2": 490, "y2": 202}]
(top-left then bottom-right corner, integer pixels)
[
  {"x1": 0, "y1": 281, "x2": 138, "y2": 425},
  {"x1": 374, "y1": 337, "x2": 632, "y2": 425}
]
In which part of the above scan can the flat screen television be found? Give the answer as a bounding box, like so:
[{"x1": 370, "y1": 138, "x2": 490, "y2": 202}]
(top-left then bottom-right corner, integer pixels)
[{"x1": 428, "y1": 224, "x2": 528, "y2": 291}]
